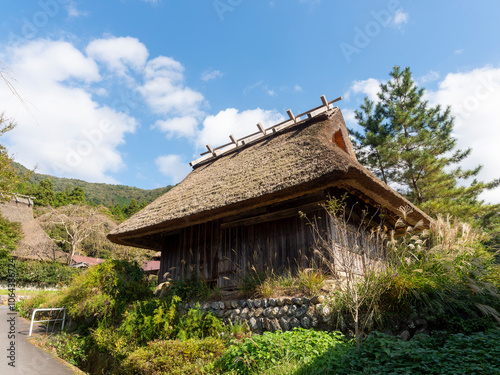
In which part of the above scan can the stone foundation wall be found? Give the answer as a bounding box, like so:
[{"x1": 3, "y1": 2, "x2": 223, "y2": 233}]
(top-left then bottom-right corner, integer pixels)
[
  {"x1": 0, "y1": 283, "x2": 62, "y2": 291},
  {"x1": 184, "y1": 295, "x2": 332, "y2": 333}
]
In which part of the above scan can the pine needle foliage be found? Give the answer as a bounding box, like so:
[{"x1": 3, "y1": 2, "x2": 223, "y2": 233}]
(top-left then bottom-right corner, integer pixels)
[{"x1": 351, "y1": 66, "x2": 499, "y2": 239}]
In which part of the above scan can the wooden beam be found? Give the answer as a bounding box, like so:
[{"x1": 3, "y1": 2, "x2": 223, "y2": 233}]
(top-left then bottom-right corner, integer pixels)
[
  {"x1": 321, "y1": 94, "x2": 328, "y2": 107},
  {"x1": 257, "y1": 122, "x2": 266, "y2": 134},
  {"x1": 229, "y1": 134, "x2": 237, "y2": 145},
  {"x1": 220, "y1": 201, "x2": 324, "y2": 229},
  {"x1": 287, "y1": 109, "x2": 296, "y2": 123}
]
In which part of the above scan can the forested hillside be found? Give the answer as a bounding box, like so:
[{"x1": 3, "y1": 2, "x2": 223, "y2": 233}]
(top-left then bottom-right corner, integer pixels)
[{"x1": 14, "y1": 162, "x2": 173, "y2": 207}]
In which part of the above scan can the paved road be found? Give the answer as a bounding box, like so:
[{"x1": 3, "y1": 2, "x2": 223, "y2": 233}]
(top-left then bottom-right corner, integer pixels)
[{"x1": 0, "y1": 305, "x2": 78, "y2": 374}]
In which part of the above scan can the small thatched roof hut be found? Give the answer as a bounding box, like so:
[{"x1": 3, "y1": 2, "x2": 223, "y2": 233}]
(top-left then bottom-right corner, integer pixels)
[{"x1": 109, "y1": 101, "x2": 430, "y2": 288}]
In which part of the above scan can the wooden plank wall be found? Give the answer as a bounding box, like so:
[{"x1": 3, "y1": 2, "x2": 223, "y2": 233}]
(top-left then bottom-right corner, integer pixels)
[{"x1": 159, "y1": 207, "x2": 331, "y2": 289}]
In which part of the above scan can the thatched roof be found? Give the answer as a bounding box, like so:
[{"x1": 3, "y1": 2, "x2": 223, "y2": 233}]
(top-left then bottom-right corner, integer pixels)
[
  {"x1": 0, "y1": 199, "x2": 67, "y2": 262},
  {"x1": 108, "y1": 108, "x2": 431, "y2": 249}
]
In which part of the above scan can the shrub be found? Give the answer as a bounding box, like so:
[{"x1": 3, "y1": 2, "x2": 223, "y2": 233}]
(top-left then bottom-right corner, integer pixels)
[
  {"x1": 0, "y1": 258, "x2": 79, "y2": 285},
  {"x1": 167, "y1": 274, "x2": 214, "y2": 301},
  {"x1": 48, "y1": 331, "x2": 89, "y2": 367},
  {"x1": 119, "y1": 296, "x2": 180, "y2": 345},
  {"x1": 216, "y1": 328, "x2": 350, "y2": 375},
  {"x1": 176, "y1": 306, "x2": 224, "y2": 341},
  {"x1": 121, "y1": 337, "x2": 225, "y2": 375},
  {"x1": 380, "y1": 215, "x2": 500, "y2": 330},
  {"x1": 303, "y1": 330, "x2": 500, "y2": 375},
  {"x1": 59, "y1": 259, "x2": 151, "y2": 325}
]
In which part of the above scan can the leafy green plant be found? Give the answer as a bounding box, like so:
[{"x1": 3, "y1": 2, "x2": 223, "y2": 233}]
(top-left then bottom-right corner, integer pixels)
[
  {"x1": 176, "y1": 306, "x2": 224, "y2": 341},
  {"x1": 48, "y1": 331, "x2": 89, "y2": 367},
  {"x1": 301, "y1": 330, "x2": 500, "y2": 375},
  {"x1": 216, "y1": 328, "x2": 350, "y2": 375},
  {"x1": 119, "y1": 296, "x2": 180, "y2": 345}
]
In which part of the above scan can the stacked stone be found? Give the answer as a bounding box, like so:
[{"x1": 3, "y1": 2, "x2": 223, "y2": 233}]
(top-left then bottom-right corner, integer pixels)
[{"x1": 184, "y1": 295, "x2": 332, "y2": 333}]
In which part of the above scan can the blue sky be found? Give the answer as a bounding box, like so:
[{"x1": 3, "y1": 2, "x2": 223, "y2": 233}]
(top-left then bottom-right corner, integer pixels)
[{"x1": 1, "y1": 0, "x2": 499, "y2": 202}]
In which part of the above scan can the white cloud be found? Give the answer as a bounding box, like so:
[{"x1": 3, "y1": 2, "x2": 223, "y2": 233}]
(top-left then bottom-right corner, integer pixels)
[
  {"x1": 419, "y1": 70, "x2": 440, "y2": 84},
  {"x1": 66, "y1": 1, "x2": 89, "y2": 17},
  {"x1": 392, "y1": 10, "x2": 408, "y2": 28},
  {"x1": 86, "y1": 36, "x2": 149, "y2": 76},
  {"x1": 197, "y1": 108, "x2": 284, "y2": 150},
  {"x1": 139, "y1": 56, "x2": 205, "y2": 117},
  {"x1": 455, "y1": 49, "x2": 464, "y2": 55},
  {"x1": 0, "y1": 39, "x2": 138, "y2": 183},
  {"x1": 346, "y1": 78, "x2": 381, "y2": 102},
  {"x1": 153, "y1": 116, "x2": 199, "y2": 138},
  {"x1": 201, "y1": 69, "x2": 223, "y2": 82},
  {"x1": 341, "y1": 108, "x2": 357, "y2": 129},
  {"x1": 155, "y1": 154, "x2": 190, "y2": 184},
  {"x1": 294, "y1": 84, "x2": 303, "y2": 92},
  {"x1": 426, "y1": 66, "x2": 500, "y2": 203},
  {"x1": 243, "y1": 80, "x2": 277, "y2": 97}
]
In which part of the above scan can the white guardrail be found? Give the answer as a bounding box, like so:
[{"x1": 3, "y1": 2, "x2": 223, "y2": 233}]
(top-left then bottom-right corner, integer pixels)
[{"x1": 29, "y1": 307, "x2": 66, "y2": 336}]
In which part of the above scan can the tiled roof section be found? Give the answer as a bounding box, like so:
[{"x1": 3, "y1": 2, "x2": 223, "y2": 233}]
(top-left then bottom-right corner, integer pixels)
[
  {"x1": 72, "y1": 254, "x2": 105, "y2": 266},
  {"x1": 108, "y1": 108, "x2": 431, "y2": 246}
]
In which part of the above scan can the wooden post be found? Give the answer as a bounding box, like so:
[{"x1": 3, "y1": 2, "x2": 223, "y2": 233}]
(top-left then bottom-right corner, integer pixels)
[
  {"x1": 206, "y1": 144, "x2": 217, "y2": 157},
  {"x1": 321, "y1": 95, "x2": 329, "y2": 107},
  {"x1": 287, "y1": 109, "x2": 296, "y2": 123},
  {"x1": 257, "y1": 122, "x2": 266, "y2": 134},
  {"x1": 229, "y1": 134, "x2": 237, "y2": 145}
]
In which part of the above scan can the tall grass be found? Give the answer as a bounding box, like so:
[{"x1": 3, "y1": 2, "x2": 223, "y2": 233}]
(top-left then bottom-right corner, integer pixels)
[{"x1": 303, "y1": 197, "x2": 500, "y2": 344}]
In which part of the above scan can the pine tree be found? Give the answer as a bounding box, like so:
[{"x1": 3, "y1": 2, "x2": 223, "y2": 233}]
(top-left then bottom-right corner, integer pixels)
[
  {"x1": 35, "y1": 178, "x2": 56, "y2": 206},
  {"x1": 68, "y1": 186, "x2": 86, "y2": 204},
  {"x1": 352, "y1": 66, "x2": 499, "y2": 224}
]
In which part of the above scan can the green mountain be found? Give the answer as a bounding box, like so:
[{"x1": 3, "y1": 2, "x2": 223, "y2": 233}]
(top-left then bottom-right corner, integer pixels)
[{"x1": 14, "y1": 163, "x2": 173, "y2": 207}]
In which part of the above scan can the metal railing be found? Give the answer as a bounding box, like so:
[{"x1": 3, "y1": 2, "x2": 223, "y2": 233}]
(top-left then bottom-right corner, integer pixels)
[{"x1": 29, "y1": 307, "x2": 66, "y2": 336}]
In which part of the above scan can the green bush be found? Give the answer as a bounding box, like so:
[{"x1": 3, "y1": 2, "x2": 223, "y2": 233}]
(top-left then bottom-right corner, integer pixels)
[
  {"x1": 168, "y1": 274, "x2": 213, "y2": 301},
  {"x1": 49, "y1": 331, "x2": 89, "y2": 367},
  {"x1": 216, "y1": 328, "x2": 350, "y2": 375},
  {"x1": 122, "y1": 337, "x2": 225, "y2": 375},
  {"x1": 119, "y1": 296, "x2": 180, "y2": 346},
  {"x1": 0, "y1": 258, "x2": 79, "y2": 285},
  {"x1": 176, "y1": 306, "x2": 224, "y2": 341},
  {"x1": 302, "y1": 330, "x2": 500, "y2": 375},
  {"x1": 58, "y1": 259, "x2": 151, "y2": 325}
]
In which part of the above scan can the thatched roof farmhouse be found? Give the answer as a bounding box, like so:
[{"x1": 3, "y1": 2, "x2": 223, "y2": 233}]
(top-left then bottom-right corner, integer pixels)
[{"x1": 108, "y1": 97, "x2": 430, "y2": 288}]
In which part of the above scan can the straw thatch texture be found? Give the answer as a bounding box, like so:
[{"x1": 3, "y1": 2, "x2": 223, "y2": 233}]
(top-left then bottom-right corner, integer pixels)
[
  {"x1": 0, "y1": 199, "x2": 67, "y2": 262},
  {"x1": 108, "y1": 108, "x2": 430, "y2": 249}
]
